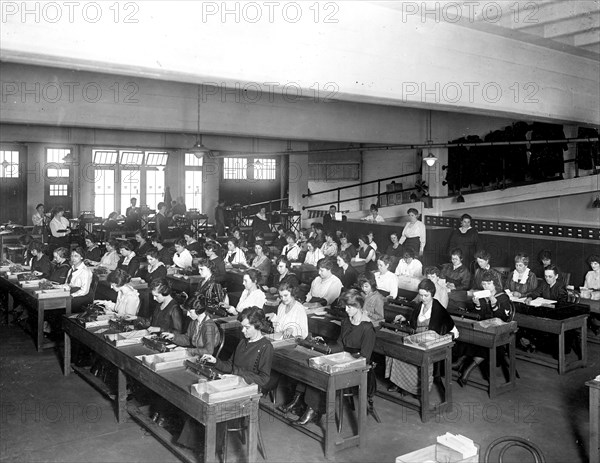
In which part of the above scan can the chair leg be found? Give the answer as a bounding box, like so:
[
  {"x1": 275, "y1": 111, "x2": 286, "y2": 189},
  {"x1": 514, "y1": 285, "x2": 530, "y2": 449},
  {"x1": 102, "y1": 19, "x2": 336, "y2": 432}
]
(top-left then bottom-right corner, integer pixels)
[
  {"x1": 368, "y1": 397, "x2": 382, "y2": 423},
  {"x1": 256, "y1": 420, "x2": 267, "y2": 460},
  {"x1": 337, "y1": 391, "x2": 344, "y2": 433}
]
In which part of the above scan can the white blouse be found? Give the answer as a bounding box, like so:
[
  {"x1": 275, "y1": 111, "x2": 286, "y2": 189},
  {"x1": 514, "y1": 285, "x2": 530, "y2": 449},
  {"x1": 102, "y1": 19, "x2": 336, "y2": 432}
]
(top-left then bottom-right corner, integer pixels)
[
  {"x1": 304, "y1": 248, "x2": 325, "y2": 266},
  {"x1": 235, "y1": 288, "x2": 267, "y2": 313},
  {"x1": 272, "y1": 300, "x2": 309, "y2": 339},
  {"x1": 374, "y1": 271, "x2": 399, "y2": 299},
  {"x1": 68, "y1": 263, "x2": 93, "y2": 298},
  {"x1": 50, "y1": 216, "x2": 70, "y2": 238},
  {"x1": 399, "y1": 220, "x2": 427, "y2": 253},
  {"x1": 395, "y1": 259, "x2": 423, "y2": 279},
  {"x1": 173, "y1": 249, "x2": 193, "y2": 269},
  {"x1": 225, "y1": 248, "x2": 247, "y2": 266}
]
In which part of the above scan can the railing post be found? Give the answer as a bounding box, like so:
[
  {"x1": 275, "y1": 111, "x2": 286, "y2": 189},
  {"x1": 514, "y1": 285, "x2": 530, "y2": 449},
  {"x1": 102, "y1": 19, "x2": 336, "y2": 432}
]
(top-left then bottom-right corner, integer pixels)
[
  {"x1": 337, "y1": 189, "x2": 340, "y2": 212},
  {"x1": 377, "y1": 181, "x2": 381, "y2": 207}
]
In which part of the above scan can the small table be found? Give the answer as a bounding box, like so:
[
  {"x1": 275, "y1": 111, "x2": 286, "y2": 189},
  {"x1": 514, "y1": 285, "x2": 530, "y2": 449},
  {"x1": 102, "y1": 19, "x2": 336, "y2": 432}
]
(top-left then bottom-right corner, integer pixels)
[{"x1": 587, "y1": 379, "x2": 600, "y2": 463}]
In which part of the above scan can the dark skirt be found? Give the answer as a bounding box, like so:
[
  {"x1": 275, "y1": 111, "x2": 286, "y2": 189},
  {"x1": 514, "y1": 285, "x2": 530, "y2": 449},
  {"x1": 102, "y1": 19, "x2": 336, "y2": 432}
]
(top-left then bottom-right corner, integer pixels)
[{"x1": 403, "y1": 237, "x2": 420, "y2": 255}]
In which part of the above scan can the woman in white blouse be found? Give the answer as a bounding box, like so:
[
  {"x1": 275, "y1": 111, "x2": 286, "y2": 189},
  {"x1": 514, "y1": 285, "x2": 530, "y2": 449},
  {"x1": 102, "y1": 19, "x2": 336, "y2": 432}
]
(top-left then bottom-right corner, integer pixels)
[
  {"x1": 224, "y1": 238, "x2": 247, "y2": 267},
  {"x1": 266, "y1": 282, "x2": 308, "y2": 339},
  {"x1": 395, "y1": 249, "x2": 423, "y2": 279},
  {"x1": 399, "y1": 208, "x2": 426, "y2": 256},
  {"x1": 66, "y1": 247, "x2": 94, "y2": 312},
  {"x1": 320, "y1": 231, "x2": 338, "y2": 257},
  {"x1": 97, "y1": 239, "x2": 120, "y2": 271},
  {"x1": 49, "y1": 206, "x2": 71, "y2": 251},
  {"x1": 223, "y1": 269, "x2": 266, "y2": 314},
  {"x1": 374, "y1": 255, "x2": 399, "y2": 299},
  {"x1": 281, "y1": 233, "x2": 300, "y2": 261},
  {"x1": 173, "y1": 239, "x2": 193, "y2": 269},
  {"x1": 96, "y1": 268, "x2": 140, "y2": 317},
  {"x1": 304, "y1": 239, "x2": 325, "y2": 266},
  {"x1": 305, "y1": 258, "x2": 343, "y2": 305}
]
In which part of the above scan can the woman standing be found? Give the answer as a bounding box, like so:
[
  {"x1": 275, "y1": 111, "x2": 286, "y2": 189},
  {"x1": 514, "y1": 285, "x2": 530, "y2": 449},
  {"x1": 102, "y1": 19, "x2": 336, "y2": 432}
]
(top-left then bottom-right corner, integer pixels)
[
  {"x1": 398, "y1": 208, "x2": 426, "y2": 257},
  {"x1": 96, "y1": 269, "x2": 140, "y2": 317},
  {"x1": 447, "y1": 214, "x2": 479, "y2": 268},
  {"x1": 505, "y1": 253, "x2": 538, "y2": 297},
  {"x1": 223, "y1": 269, "x2": 266, "y2": 314},
  {"x1": 386, "y1": 279, "x2": 458, "y2": 395},
  {"x1": 265, "y1": 282, "x2": 309, "y2": 339},
  {"x1": 355, "y1": 235, "x2": 377, "y2": 274},
  {"x1": 49, "y1": 207, "x2": 71, "y2": 252}
]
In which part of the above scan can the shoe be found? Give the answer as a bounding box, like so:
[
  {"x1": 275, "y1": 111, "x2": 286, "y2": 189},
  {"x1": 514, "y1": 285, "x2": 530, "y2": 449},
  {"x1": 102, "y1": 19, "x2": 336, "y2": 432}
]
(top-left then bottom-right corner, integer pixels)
[
  {"x1": 387, "y1": 385, "x2": 400, "y2": 392},
  {"x1": 278, "y1": 392, "x2": 303, "y2": 414},
  {"x1": 157, "y1": 417, "x2": 166, "y2": 427},
  {"x1": 452, "y1": 356, "x2": 467, "y2": 371},
  {"x1": 151, "y1": 412, "x2": 160, "y2": 422},
  {"x1": 292, "y1": 407, "x2": 319, "y2": 426}
]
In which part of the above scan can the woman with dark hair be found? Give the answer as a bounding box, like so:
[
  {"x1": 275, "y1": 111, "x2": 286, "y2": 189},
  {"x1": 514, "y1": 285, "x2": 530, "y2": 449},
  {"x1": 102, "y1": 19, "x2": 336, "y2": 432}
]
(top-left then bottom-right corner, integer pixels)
[
  {"x1": 355, "y1": 235, "x2": 377, "y2": 274},
  {"x1": 134, "y1": 230, "x2": 154, "y2": 258},
  {"x1": 27, "y1": 241, "x2": 52, "y2": 278},
  {"x1": 447, "y1": 213, "x2": 479, "y2": 268},
  {"x1": 118, "y1": 242, "x2": 140, "y2": 277},
  {"x1": 142, "y1": 278, "x2": 183, "y2": 333},
  {"x1": 306, "y1": 258, "x2": 343, "y2": 305},
  {"x1": 231, "y1": 227, "x2": 248, "y2": 254},
  {"x1": 270, "y1": 257, "x2": 300, "y2": 291},
  {"x1": 304, "y1": 239, "x2": 325, "y2": 266},
  {"x1": 173, "y1": 239, "x2": 193, "y2": 269},
  {"x1": 102, "y1": 212, "x2": 120, "y2": 232},
  {"x1": 281, "y1": 232, "x2": 300, "y2": 261},
  {"x1": 252, "y1": 206, "x2": 271, "y2": 238},
  {"x1": 183, "y1": 230, "x2": 204, "y2": 257},
  {"x1": 192, "y1": 258, "x2": 228, "y2": 309},
  {"x1": 96, "y1": 269, "x2": 140, "y2": 316},
  {"x1": 68, "y1": 247, "x2": 94, "y2": 313},
  {"x1": 286, "y1": 290, "x2": 376, "y2": 425},
  {"x1": 385, "y1": 232, "x2": 403, "y2": 268},
  {"x1": 336, "y1": 251, "x2": 359, "y2": 289},
  {"x1": 320, "y1": 231, "x2": 338, "y2": 257},
  {"x1": 84, "y1": 235, "x2": 102, "y2": 263},
  {"x1": 32, "y1": 203, "x2": 47, "y2": 235},
  {"x1": 506, "y1": 252, "x2": 538, "y2": 297},
  {"x1": 394, "y1": 248, "x2": 423, "y2": 279},
  {"x1": 362, "y1": 204, "x2": 384, "y2": 223},
  {"x1": 339, "y1": 232, "x2": 357, "y2": 259},
  {"x1": 375, "y1": 254, "x2": 399, "y2": 299},
  {"x1": 225, "y1": 237, "x2": 247, "y2": 266},
  {"x1": 440, "y1": 248, "x2": 471, "y2": 291},
  {"x1": 142, "y1": 248, "x2": 167, "y2": 283},
  {"x1": 310, "y1": 223, "x2": 325, "y2": 248},
  {"x1": 584, "y1": 254, "x2": 600, "y2": 291},
  {"x1": 470, "y1": 250, "x2": 503, "y2": 293},
  {"x1": 49, "y1": 247, "x2": 71, "y2": 284},
  {"x1": 386, "y1": 279, "x2": 458, "y2": 395},
  {"x1": 151, "y1": 234, "x2": 174, "y2": 266},
  {"x1": 358, "y1": 273, "x2": 385, "y2": 326},
  {"x1": 421, "y1": 267, "x2": 449, "y2": 308},
  {"x1": 265, "y1": 282, "x2": 308, "y2": 339},
  {"x1": 399, "y1": 208, "x2": 426, "y2": 256},
  {"x1": 273, "y1": 225, "x2": 288, "y2": 251},
  {"x1": 98, "y1": 239, "x2": 120, "y2": 271},
  {"x1": 204, "y1": 242, "x2": 226, "y2": 283},
  {"x1": 49, "y1": 207, "x2": 71, "y2": 251},
  {"x1": 366, "y1": 231, "x2": 378, "y2": 252},
  {"x1": 223, "y1": 269, "x2": 266, "y2": 314},
  {"x1": 249, "y1": 242, "x2": 271, "y2": 285},
  {"x1": 454, "y1": 271, "x2": 512, "y2": 387}
]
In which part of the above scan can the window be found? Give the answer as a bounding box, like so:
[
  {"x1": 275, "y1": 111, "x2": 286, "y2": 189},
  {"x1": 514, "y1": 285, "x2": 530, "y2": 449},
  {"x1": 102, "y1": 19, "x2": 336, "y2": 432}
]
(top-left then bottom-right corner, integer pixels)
[
  {"x1": 93, "y1": 150, "x2": 118, "y2": 165},
  {"x1": 253, "y1": 158, "x2": 276, "y2": 180},
  {"x1": 146, "y1": 152, "x2": 168, "y2": 166},
  {"x1": 146, "y1": 169, "x2": 165, "y2": 210},
  {"x1": 49, "y1": 184, "x2": 68, "y2": 196},
  {"x1": 120, "y1": 151, "x2": 144, "y2": 166},
  {"x1": 223, "y1": 157, "x2": 247, "y2": 180},
  {"x1": 120, "y1": 170, "x2": 141, "y2": 213},
  {"x1": 94, "y1": 169, "x2": 115, "y2": 219},
  {"x1": 185, "y1": 153, "x2": 204, "y2": 167},
  {"x1": 0, "y1": 150, "x2": 19, "y2": 178},
  {"x1": 185, "y1": 171, "x2": 203, "y2": 210},
  {"x1": 47, "y1": 148, "x2": 71, "y2": 164},
  {"x1": 309, "y1": 163, "x2": 360, "y2": 181},
  {"x1": 47, "y1": 168, "x2": 70, "y2": 178}
]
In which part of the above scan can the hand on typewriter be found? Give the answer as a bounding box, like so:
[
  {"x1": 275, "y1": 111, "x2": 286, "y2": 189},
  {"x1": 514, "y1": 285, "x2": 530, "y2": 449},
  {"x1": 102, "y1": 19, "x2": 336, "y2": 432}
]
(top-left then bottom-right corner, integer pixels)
[
  {"x1": 200, "y1": 354, "x2": 216, "y2": 364},
  {"x1": 161, "y1": 332, "x2": 174, "y2": 340},
  {"x1": 393, "y1": 314, "x2": 406, "y2": 323}
]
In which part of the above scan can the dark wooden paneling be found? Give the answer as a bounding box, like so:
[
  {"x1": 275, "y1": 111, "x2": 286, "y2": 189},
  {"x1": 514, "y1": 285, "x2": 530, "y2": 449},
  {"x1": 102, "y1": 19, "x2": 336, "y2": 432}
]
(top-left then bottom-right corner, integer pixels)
[{"x1": 0, "y1": 151, "x2": 27, "y2": 224}]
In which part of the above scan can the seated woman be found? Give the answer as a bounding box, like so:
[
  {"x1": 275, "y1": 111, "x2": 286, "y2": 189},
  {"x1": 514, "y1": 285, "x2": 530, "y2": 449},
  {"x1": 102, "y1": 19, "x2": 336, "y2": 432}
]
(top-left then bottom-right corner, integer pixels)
[
  {"x1": 417, "y1": 267, "x2": 449, "y2": 309},
  {"x1": 305, "y1": 258, "x2": 343, "y2": 306},
  {"x1": 84, "y1": 235, "x2": 102, "y2": 263},
  {"x1": 192, "y1": 258, "x2": 228, "y2": 310},
  {"x1": 281, "y1": 232, "x2": 300, "y2": 261},
  {"x1": 447, "y1": 213, "x2": 479, "y2": 270},
  {"x1": 367, "y1": 231, "x2": 378, "y2": 252},
  {"x1": 297, "y1": 229, "x2": 310, "y2": 263},
  {"x1": 134, "y1": 230, "x2": 154, "y2": 258},
  {"x1": 385, "y1": 232, "x2": 403, "y2": 269},
  {"x1": 525, "y1": 265, "x2": 567, "y2": 303},
  {"x1": 362, "y1": 204, "x2": 384, "y2": 223},
  {"x1": 265, "y1": 282, "x2": 309, "y2": 339},
  {"x1": 97, "y1": 239, "x2": 120, "y2": 271},
  {"x1": 172, "y1": 239, "x2": 193, "y2": 270},
  {"x1": 224, "y1": 237, "x2": 247, "y2": 267},
  {"x1": 248, "y1": 242, "x2": 271, "y2": 286},
  {"x1": 339, "y1": 232, "x2": 357, "y2": 259},
  {"x1": 440, "y1": 248, "x2": 471, "y2": 291},
  {"x1": 283, "y1": 290, "x2": 376, "y2": 425},
  {"x1": 469, "y1": 250, "x2": 503, "y2": 294},
  {"x1": 310, "y1": 223, "x2": 325, "y2": 248},
  {"x1": 269, "y1": 257, "x2": 300, "y2": 292},
  {"x1": 102, "y1": 212, "x2": 120, "y2": 232},
  {"x1": 142, "y1": 278, "x2": 183, "y2": 333},
  {"x1": 386, "y1": 279, "x2": 458, "y2": 396},
  {"x1": 27, "y1": 240, "x2": 52, "y2": 278},
  {"x1": 252, "y1": 207, "x2": 271, "y2": 239},
  {"x1": 394, "y1": 248, "x2": 423, "y2": 279},
  {"x1": 95, "y1": 269, "x2": 140, "y2": 317},
  {"x1": 204, "y1": 242, "x2": 226, "y2": 284},
  {"x1": 584, "y1": 254, "x2": 600, "y2": 290},
  {"x1": 320, "y1": 231, "x2": 338, "y2": 257},
  {"x1": 223, "y1": 269, "x2": 266, "y2": 315},
  {"x1": 272, "y1": 226, "x2": 288, "y2": 251},
  {"x1": 374, "y1": 254, "x2": 399, "y2": 299},
  {"x1": 336, "y1": 251, "x2": 359, "y2": 290},
  {"x1": 355, "y1": 235, "x2": 377, "y2": 274},
  {"x1": 231, "y1": 227, "x2": 248, "y2": 254},
  {"x1": 49, "y1": 247, "x2": 71, "y2": 284},
  {"x1": 142, "y1": 248, "x2": 167, "y2": 284},
  {"x1": 505, "y1": 252, "x2": 538, "y2": 297},
  {"x1": 304, "y1": 239, "x2": 325, "y2": 266},
  {"x1": 183, "y1": 229, "x2": 204, "y2": 257},
  {"x1": 453, "y1": 271, "x2": 512, "y2": 387},
  {"x1": 358, "y1": 273, "x2": 385, "y2": 326},
  {"x1": 150, "y1": 235, "x2": 174, "y2": 266},
  {"x1": 67, "y1": 247, "x2": 94, "y2": 313},
  {"x1": 118, "y1": 242, "x2": 140, "y2": 277}
]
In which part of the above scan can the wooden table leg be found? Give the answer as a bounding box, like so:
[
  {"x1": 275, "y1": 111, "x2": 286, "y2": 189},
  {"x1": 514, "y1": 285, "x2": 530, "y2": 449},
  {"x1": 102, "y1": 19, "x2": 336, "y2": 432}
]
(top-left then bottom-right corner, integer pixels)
[
  {"x1": 558, "y1": 328, "x2": 566, "y2": 375},
  {"x1": 489, "y1": 344, "x2": 497, "y2": 399},
  {"x1": 116, "y1": 369, "x2": 127, "y2": 424},
  {"x1": 590, "y1": 385, "x2": 599, "y2": 463},
  {"x1": 324, "y1": 377, "x2": 336, "y2": 459},
  {"x1": 444, "y1": 350, "x2": 452, "y2": 408},
  {"x1": 64, "y1": 331, "x2": 71, "y2": 376},
  {"x1": 246, "y1": 408, "x2": 258, "y2": 463},
  {"x1": 37, "y1": 301, "x2": 44, "y2": 353},
  {"x1": 420, "y1": 359, "x2": 429, "y2": 422},
  {"x1": 358, "y1": 369, "x2": 367, "y2": 448},
  {"x1": 204, "y1": 415, "x2": 217, "y2": 463}
]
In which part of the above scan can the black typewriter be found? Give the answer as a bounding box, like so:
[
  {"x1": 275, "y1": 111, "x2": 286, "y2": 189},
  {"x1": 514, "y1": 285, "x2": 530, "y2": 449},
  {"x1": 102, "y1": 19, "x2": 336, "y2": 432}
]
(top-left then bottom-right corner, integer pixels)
[
  {"x1": 380, "y1": 321, "x2": 415, "y2": 335},
  {"x1": 446, "y1": 306, "x2": 482, "y2": 321},
  {"x1": 185, "y1": 358, "x2": 222, "y2": 381},
  {"x1": 206, "y1": 305, "x2": 230, "y2": 318},
  {"x1": 17, "y1": 272, "x2": 40, "y2": 281},
  {"x1": 141, "y1": 334, "x2": 175, "y2": 352},
  {"x1": 108, "y1": 318, "x2": 136, "y2": 332},
  {"x1": 296, "y1": 337, "x2": 332, "y2": 354},
  {"x1": 75, "y1": 303, "x2": 105, "y2": 325}
]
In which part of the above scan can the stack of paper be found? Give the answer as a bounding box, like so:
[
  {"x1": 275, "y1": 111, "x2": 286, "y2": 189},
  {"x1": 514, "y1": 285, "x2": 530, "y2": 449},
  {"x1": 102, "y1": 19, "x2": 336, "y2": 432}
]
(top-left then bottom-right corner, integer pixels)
[
  {"x1": 436, "y1": 433, "x2": 478, "y2": 459},
  {"x1": 528, "y1": 297, "x2": 557, "y2": 307}
]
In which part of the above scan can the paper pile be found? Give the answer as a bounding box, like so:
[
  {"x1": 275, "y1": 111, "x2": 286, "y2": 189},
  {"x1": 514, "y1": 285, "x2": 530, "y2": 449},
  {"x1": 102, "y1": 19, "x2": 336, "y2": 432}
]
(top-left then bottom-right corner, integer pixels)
[{"x1": 436, "y1": 433, "x2": 478, "y2": 459}]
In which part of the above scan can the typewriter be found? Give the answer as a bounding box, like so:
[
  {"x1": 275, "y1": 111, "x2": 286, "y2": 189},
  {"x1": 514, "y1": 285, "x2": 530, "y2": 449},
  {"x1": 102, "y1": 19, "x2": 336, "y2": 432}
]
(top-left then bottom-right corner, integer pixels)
[
  {"x1": 185, "y1": 358, "x2": 222, "y2": 381},
  {"x1": 74, "y1": 303, "x2": 106, "y2": 325},
  {"x1": 17, "y1": 272, "x2": 41, "y2": 281},
  {"x1": 141, "y1": 334, "x2": 175, "y2": 352},
  {"x1": 446, "y1": 305, "x2": 482, "y2": 321},
  {"x1": 206, "y1": 304, "x2": 230, "y2": 318},
  {"x1": 380, "y1": 321, "x2": 415, "y2": 335},
  {"x1": 108, "y1": 317, "x2": 136, "y2": 332},
  {"x1": 296, "y1": 337, "x2": 332, "y2": 354}
]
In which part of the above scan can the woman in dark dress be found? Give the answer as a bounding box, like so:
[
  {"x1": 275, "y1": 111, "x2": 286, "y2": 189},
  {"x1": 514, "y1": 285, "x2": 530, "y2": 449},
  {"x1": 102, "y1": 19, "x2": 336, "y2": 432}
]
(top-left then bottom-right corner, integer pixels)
[
  {"x1": 49, "y1": 247, "x2": 71, "y2": 284},
  {"x1": 204, "y1": 242, "x2": 226, "y2": 284},
  {"x1": 447, "y1": 214, "x2": 479, "y2": 270},
  {"x1": 117, "y1": 242, "x2": 140, "y2": 277},
  {"x1": 84, "y1": 235, "x2": 103, "y2": 263},
  {"x1": 385, "y1": 232, "x2": 404, "y2": 269},
  {"x1": 27, "y1": 241, "x2": 52, "y2": 278},
  {"x1": 141, "y1": 249, "x2": 167, "y2": 284},
  {"x1": 191, "y1": 258, "x2": 228, "y2": 313},
  {"x1": 339, "y1": 232, "x2": 357, "y2": 259},
  {"x1": 356, "y1": 235, "x2": 377, "y2": 274},
  {"x1": 283, "y1": 290, "x2": 376, "y2": 425},
  {"x1": 144, "y1": 278, "x2": 183, "y2": 333}
]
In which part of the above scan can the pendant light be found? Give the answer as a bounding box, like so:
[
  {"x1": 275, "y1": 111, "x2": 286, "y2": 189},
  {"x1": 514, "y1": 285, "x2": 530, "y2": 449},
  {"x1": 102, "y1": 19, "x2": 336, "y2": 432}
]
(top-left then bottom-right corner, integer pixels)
[
  {"x1": 189, "y1": 85, "x2": 212, "y2": 159},
  {"x1": 422, "y1": 110, "x2": 437, "y2": 166}
]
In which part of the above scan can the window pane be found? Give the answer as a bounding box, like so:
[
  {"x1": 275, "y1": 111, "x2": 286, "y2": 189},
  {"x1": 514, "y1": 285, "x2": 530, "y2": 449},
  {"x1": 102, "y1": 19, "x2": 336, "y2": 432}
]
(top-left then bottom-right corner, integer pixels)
[
  {"x1": 146, "y1": 170, "x2": 165, "y2": 210},
  {"x1": 223, "y1": 157, "x2": 247, "y2": 180},
  {"x1": 49, "y1": 184, "x2": 68, "y2": 196},
  {"x1": 120, "y1": 150, "x2": 144, "y2": 166},
  {"x1": 94, "y1": 169, "x2": 115, "y2": 219},
  {"x1": 146, "y1": 152, "x2": 168, "y2": 166},
  {"x1": 47, "y1": 168, "x2": 70, "y2": 178},
  {"x1": 120, "y1": 170, "x2": 141, "y2": 213},
  {"x1": 47, "y1": 148, "x2": 71, "y2": 164},
  {"x1": 253, "y1": 158, "x2": 276, "y2": 180},
  {"x1": 0, "y1": 150, "x2": 19, "y2": 178},
  {"x1": 93, "y1": 150, "x2": 118, "y2": 165},
  {"x1": 185, "y1": 171, "x2": 203, "y2": 211},
  {"x1": 185, "y1": 153, "x2": 204, "y2": 167}
]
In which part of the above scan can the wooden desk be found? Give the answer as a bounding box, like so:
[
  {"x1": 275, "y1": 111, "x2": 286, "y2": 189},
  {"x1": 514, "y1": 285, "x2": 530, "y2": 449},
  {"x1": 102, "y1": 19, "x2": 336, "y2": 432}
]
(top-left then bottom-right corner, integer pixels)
[
  {"x1": 225, "y1": 268, "x2": 245, "y2": 293},
  {"x1": 62, "y1": 316, "x2": 260, "y2": 463},
  {"x1": 167, "y1": 274, "x2": 203, "y2": 295},
  {"x1": 0, "y1": 274, "x2": 71, "y2": 352},
  {"x1": 290, "y1": 264, "x2": 318, "y2": 284},
  {"x1": 587, "y1": 379, "x2": 600, "y2": 463},
  {"x1": 452, "y1": 318, "x2": 518, "y2": 398},
  {"x1": 515, "y1": 306, "x2": 588, "y2": 375},
  {"x1": 261, "y1": 343, "x2": 369, "y2": 459},
  {"x1": 580, "y1": 298, "x2": 600, "y2": 345}
]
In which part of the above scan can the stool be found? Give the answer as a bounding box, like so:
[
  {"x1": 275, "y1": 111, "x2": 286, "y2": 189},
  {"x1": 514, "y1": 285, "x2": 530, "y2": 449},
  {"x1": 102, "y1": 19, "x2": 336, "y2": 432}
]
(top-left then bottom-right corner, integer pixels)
[
  {"x1": 221, "y1": 417, "x2": 267, "y2": 462},
  {"x1": 337, "y1": 364, "x2": 381, "y2": 433}
]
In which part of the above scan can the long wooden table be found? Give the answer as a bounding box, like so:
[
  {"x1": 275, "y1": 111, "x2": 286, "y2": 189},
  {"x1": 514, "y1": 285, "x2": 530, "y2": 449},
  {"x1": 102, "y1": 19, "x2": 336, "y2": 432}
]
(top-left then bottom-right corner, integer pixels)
[
  {"x1": 62, "y1": 316, "x2": 260, "y2": 463},
  {"x1": 1, "y1": 273, "x2": 71, "y2": 352}
]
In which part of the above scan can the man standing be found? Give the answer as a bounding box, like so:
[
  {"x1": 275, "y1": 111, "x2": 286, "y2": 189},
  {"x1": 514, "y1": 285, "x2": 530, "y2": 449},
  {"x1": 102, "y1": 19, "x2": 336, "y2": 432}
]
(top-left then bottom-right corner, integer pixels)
[
  {"x1": 155, "y1": 202, "x2": 169, "y2": 239},
  {"x1": 322, "y1": 205, "x2": 337, "y2": 233},
  {"x1": 215, "y1": 199, "x2": 226, "y2": 236},
  {"x1": 125, "y1": 198, "x2": 140, "y2": 230}
]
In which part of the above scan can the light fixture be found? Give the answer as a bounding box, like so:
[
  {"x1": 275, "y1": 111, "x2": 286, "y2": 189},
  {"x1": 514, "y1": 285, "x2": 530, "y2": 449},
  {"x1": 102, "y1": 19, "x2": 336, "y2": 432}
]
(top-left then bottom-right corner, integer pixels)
[
  {"x1": 189, "y1": 85, "x2": 212, "y2": 159},
  {"x1": 423, "y1": 152, "x2": 437, "y2": 166},
  {"x1": 62, "y1": 152, "x2": 74, "y2": 163},
  {"x1": 456, "y1": 192, "x2": 465, "y2": 203},
  {"x1": 592, "y1": 195, "x2": 600, "y2": 208}
]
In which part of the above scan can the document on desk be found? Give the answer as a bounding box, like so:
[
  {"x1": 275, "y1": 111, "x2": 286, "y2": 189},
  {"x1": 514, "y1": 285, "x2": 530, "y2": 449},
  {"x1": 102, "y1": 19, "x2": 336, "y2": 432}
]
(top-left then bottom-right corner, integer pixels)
[
  {"x1": 529, "y1": 297, "x2": 557, "y2": 307},
  {"x1": 510, "y1": 296, "x2": 527, "y2": 303}
]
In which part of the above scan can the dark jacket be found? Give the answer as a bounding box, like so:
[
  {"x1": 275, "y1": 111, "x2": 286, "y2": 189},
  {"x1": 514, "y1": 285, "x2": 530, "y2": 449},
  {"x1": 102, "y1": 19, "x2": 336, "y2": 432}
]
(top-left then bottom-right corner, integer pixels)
[{"x1": 408, "y1": 299, "x2": 456, "y2": 336}]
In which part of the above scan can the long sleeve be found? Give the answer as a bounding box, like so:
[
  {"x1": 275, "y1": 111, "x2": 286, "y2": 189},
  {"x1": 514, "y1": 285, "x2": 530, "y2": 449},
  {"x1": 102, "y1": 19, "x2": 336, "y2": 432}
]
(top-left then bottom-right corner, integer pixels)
[
  {"x1": 215, "y1": 338, "x2": 273, "y2": 388},
  {"x1": 272, "y1": 301, "x2": 309, "y2": 339},
  {"x1": 188, "y1": 319, "x2": 221, "y2": 356},
  {"x1": 417, "y1": 221, "x2": 426, "y2": 252},
  {"x1": 364, "y1": 292, "x2": 385, "y2": 326},
  {"x1": 50, "y1": 217, "x2": 69, "y2": 237},
  {"x1": 100, "y1": 251, "x2": 120, "y2": 270},
  {"x1": 307, "y1": 276, "x2": 342, "y2": 305},
  {"x1": 173, "y1": 250, "x2": 193, "y2": 269},
  {"x1": 70, "y1": 265, "x2": 92, "y2": 297},
  {"x1": 113, "y1": 288, "x2": 140, "y2": 316},
  {"x1": 236, "y1": 289, "x2": 266, "y2": 313}
]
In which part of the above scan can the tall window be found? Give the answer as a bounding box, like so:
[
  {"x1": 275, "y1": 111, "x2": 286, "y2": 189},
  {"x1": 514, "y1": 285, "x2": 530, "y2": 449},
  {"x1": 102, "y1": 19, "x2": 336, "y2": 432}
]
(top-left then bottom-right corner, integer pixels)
[
  {"x1": 94, "y1": 169, "x2": 115, "y2": 219},
  {"x1": 120, "y1": 170, "x2": 141, "y2": 213},
  {"x1": 223, "y1": 157, "x2": 247, "y2": 180},
  {"x1": 185, "y1": 153, "x2": 203, "y2": 211},
  {"x1": 253, "y1": 158, "x2": 276, "y2": 180},
  {"x1": 0, "y1": 150, "x2": 19, "y2": 178},
  {"x1": 146, "y1": 169, "x2": 165, "y2": 210}
]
